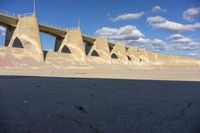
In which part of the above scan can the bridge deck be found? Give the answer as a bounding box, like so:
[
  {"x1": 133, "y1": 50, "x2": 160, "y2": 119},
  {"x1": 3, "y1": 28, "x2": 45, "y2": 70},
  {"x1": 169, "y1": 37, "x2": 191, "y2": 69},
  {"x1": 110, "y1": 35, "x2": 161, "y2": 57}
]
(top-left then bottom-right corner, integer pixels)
[{"x1": 0, "y1": 13, "x2": 116, "y2": 47}]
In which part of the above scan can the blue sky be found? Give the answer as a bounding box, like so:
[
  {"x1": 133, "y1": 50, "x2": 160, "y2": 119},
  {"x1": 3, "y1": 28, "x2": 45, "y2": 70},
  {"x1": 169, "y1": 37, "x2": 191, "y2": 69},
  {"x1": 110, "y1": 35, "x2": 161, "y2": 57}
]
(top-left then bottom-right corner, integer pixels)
[{"x1": 0, "y1": 0, "x2": 200, "y2": 58}]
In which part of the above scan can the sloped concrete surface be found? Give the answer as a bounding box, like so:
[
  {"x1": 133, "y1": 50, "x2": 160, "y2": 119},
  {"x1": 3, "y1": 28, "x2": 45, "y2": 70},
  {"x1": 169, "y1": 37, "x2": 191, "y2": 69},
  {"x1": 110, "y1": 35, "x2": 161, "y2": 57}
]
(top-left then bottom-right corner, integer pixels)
[
  {"x1": 0, "y1": 47, "x2": 49, "y2": 69},
  {"x1": 0, "y1": 77, "x2": 200, "y2": 133}
]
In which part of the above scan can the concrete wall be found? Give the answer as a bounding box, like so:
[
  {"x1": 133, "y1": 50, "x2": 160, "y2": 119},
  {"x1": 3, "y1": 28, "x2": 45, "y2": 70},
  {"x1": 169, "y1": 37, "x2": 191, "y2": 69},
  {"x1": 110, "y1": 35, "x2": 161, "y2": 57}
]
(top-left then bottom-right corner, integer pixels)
[
  {"x1": 172, "y1": 55, "x2": 200, "y2": 67},
  {"x1": 6, "y1": 15, "x2": 44, "y2": 62}
]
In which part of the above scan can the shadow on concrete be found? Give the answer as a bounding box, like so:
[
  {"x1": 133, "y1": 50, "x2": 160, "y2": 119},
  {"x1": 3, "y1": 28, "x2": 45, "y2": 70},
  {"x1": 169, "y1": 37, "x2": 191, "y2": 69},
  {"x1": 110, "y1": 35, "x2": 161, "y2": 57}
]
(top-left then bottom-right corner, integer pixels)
[{"x1": 0, "y1": 76, "x2": 200, "y2": 133}]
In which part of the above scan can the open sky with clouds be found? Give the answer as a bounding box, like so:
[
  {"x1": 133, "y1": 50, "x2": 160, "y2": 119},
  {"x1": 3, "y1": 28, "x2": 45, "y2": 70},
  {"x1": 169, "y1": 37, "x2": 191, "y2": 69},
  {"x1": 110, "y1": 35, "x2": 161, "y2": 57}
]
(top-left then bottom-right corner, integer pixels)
[{"x1": 0, "y1": 0, "x2": 200, "y2": 58}]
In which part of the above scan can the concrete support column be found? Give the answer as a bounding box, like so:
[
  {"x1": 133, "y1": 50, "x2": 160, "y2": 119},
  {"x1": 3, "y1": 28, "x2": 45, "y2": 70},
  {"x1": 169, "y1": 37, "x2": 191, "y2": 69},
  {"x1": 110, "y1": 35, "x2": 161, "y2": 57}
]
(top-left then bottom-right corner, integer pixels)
[
  {"x1": 127, "y1": 47, "x2": 140, "y2": 62},
  {"x1": 54, "y1": 37, "x2": 63, "y2": 52},
  {"x1": 7, "y1": 15, "x2": 44, "y2": 62},
  {"x1": 86, "y1": 38, "x2": 111, "y2": 64},
  {"x1": 55, "y1": 29, "x2": 86, "y2": 63},
  {"x1": 5, "y1": 26, "x2": 15, "y2": 46},
  {"x1": 110, "y1": 44, "x2": 128, "y2": 65},
  {"x1": 136, "y1": 48, "x2": 150, "y2": 63}
]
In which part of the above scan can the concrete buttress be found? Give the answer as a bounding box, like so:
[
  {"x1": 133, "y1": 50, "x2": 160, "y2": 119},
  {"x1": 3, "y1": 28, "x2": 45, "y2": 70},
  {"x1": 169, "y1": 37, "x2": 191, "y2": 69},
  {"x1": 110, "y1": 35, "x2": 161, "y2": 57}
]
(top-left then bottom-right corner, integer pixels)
[
  {"x1": 86, "y1": 38, "x2": 111, "y2": 64},
  {"x1": 6, "y1": 15, "x2": 44, "y2": 62},
  {"x1": 55, "y1": 29, "x2": 86, "y2": 63},
  {"x1": 110, "y1": 44, "x2": 128, "y2": 65}
]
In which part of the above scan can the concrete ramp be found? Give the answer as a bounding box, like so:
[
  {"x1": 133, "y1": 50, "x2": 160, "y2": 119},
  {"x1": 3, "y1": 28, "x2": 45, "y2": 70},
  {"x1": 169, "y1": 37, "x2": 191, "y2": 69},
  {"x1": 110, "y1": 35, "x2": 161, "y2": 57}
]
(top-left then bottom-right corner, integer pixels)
[
  {"x1": 0, "y1": 47, "x2": 48, "y2": 69},
  {"x1": 44, "y1": 51, "x2": 87, "y2": 69},
  {"x1": 5, "y1": 15, "x2": 44, "y2": 62},
  {"x1": 110, "y1": 44, "x2": 128, "y2": 65},
  {"x1": 86, "y1": 38, "x2": 111, "y2": 65}
]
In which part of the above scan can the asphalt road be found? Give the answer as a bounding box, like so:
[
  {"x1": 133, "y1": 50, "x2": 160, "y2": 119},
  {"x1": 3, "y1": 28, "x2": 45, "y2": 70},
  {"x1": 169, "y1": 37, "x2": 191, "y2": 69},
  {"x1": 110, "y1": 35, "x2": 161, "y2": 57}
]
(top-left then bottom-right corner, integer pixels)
[{"x1": 0, "y1": 76, "x2": 200, "y2": 133}]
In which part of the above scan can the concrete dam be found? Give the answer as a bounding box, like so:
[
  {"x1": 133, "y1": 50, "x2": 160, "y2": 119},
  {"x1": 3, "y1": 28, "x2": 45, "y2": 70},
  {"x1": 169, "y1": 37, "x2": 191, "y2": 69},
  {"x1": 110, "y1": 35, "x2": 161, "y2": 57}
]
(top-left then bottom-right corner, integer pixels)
[
  {"x1": 1, "y1": 8, "x2": 200, "y2": 133},
  {"x1": 0, "y1": 11, "x2": 200, "y2": 70}
]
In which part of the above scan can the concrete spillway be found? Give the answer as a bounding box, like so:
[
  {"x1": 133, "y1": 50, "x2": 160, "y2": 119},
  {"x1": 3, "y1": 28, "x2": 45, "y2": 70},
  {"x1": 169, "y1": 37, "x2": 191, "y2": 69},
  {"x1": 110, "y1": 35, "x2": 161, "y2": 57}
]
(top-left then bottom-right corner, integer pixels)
[{"x1": 0, "y1": 12, "x2": 200, "y2": 71}]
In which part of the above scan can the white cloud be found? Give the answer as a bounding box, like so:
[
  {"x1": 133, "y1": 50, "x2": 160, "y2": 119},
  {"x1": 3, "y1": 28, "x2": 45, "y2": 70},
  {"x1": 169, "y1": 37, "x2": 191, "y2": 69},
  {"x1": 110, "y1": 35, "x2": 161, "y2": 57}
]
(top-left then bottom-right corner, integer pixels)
[
  {"x1": 189, "y1": 52, "x2": 198, "y2": 56},
  {"x1": 95, "y1": 25, "x2": 200, "y2": 58},
  {"x1": 112, "y1": 12, "x2": 144, "y2": 22},
  {"x1": 183, "y1": 7, "x2": 200, "y2": 22},
  {"x1": 130, "y1": 36, "x2": 200, "y2": 54},
  {"x1": 166, "y1": 34, "x2": 200, "y2": 51},
  {"x1": 152, "y1": 6, "x2": 167, "y2": 13},
  {"x1": 130, "y1": 38, "x2": 167, "y2": 51},
  {"x1": 95, "y1": 25, "x2": 166, "y2": 50},
  {"x1": 147, "y1": 16, "x2": 200, "y2": 32},
  {"x1": 167, "y1": 34, "x2": 192, "y2": 43},
  {"x1": 95, "y1": 25, "x2": 144, "y2": 42},
  {"x1": 132, "y1": 38, "x2": 165, "y2": 46},
  {"x1": 166, "y1": 33, "x2": 200, "y2": 52},
  {"x1": 169, "y1": 42, "x2": 200, "y2": 50},
  {"x1": 0, "y1": 26, "x2": 6, "y2": 36},
  {"x1": 189, "y1": 52, "x2": 200, "y2": 59}
]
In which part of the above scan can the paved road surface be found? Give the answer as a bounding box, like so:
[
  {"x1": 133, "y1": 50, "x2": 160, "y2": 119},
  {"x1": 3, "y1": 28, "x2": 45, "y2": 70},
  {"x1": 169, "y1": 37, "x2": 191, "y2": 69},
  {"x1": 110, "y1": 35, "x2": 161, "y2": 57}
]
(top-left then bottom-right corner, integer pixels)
[{"x1": 0, "y1": 76, "x2": 200, "y2": 133}]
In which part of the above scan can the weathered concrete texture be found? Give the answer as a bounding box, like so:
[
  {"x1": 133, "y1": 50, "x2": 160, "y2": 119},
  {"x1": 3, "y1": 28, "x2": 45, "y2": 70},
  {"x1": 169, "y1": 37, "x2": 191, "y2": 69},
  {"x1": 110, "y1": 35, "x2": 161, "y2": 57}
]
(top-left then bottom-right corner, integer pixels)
[
  {"x1": 127, "y1": 47, "x2": 151, "y2": 68},
  {"x1": 171, "y1": 55, "x2": 200, "y2": 68},
  {"x1": 128, "y1": 48, "x2": 200, "y2": 68},
  {"x1": 110, "y1": 44, "x2": 128, "y2": 65},
  {"x1": 44, "y1": 51, "x2": 88, "y2": 69},
  {"x1": 0, "y1": 47, "x2": 48, "y2": 69},
  {"x1": 86, "y1": 38, "x2": 111, "y2": 65},
  {"x1": 0, "y1": 13, "x2": 200, "y2": 69},
  {"x1": 126, "y1": 47, "x2": 149, "y2": 68},
  {"x1": 6, "y1": 15, "x2": 44, "y2": 62},
  {"x1": 146, "y1": 52, "x2": 200, "y2": 68},
  {"x1": 136, "y1": 48, "x2": 151, "y2": 63},
  {"x1": 54, "y1": 29, "x2": 86, "y2": 64}
]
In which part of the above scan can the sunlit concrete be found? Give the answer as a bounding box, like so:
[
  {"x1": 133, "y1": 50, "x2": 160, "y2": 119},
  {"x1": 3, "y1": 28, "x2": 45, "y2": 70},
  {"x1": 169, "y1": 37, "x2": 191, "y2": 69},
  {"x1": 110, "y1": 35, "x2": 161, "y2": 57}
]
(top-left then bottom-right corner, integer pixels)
[
  {"x1": 5, "y1": 15, "x2": 44, "y2": 62},
  {"x1": 0, "y1": 11, "x2": 199, "y2": 71}
]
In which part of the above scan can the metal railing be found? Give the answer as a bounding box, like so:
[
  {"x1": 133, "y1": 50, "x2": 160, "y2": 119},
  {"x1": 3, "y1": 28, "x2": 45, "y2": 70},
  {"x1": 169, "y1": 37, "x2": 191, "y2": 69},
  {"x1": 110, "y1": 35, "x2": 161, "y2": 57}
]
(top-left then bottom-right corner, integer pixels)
[
  {"x1": 0, "y1": 10, "x2": 89, "y2": 34},
  {"x1": 0, "y1": 10, "x2": 18, "y2": 18},
  {"x1": 0, "y1": 10, "x2": 34, "y2": 18},
  {"x1": 66, "y1": 27, "x2": 79, "y2": 31},
  {"x1": 40, "y1": 21, "x2": 80, "y2": 31},
  {"x1": 18, "y1": 13, "x2": 34, "y2": 18}
]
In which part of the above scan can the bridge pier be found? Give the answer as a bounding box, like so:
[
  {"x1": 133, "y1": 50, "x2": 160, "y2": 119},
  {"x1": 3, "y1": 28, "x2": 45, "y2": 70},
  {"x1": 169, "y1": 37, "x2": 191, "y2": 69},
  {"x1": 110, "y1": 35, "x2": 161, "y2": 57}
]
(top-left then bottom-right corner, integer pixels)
[
  {"x1": 127, "y1": 47, "x2": 143, "y2": 66},
  {"x1": 5, "y1": 15, "x2": 44, "y2": 62},
  {"x1": 127, "y1": 47, "x2": 140, "y2": 62},
  {"x1": 134, "y1": 48, "x2": 150, "y2": 63},
  {"x1": 110, "y1": 44, "x2": 128, "y2": 65},
  {"x1": 86, "y1": 38, "x2": 111, "y2": 64},
  {"x1": 54, "y1": 29, "x2": 86, "y2": 63},
  {"x1": 5, "y1": 26, "x2": 15, "y2": 46}
]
